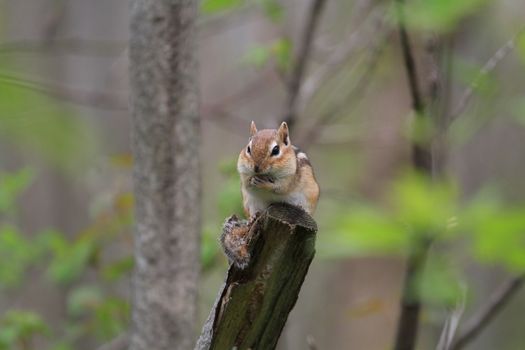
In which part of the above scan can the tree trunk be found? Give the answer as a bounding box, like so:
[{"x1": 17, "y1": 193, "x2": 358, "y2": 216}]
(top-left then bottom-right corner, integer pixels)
[
  {"x1": 195, "y1": 203, "x2": 318, "y2": 350},
  {"x1": 129, "y1": 1, "x2": 200, "y2": 350}
]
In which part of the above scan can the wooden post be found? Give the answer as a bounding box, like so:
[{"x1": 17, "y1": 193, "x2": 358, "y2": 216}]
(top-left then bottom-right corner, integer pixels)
[{"x1": 195, "y1": 203, "x2": 318, "y2": 350}]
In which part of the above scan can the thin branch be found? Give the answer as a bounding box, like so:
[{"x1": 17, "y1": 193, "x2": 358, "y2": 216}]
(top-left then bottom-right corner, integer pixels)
[
  {"x1": 0, "y1": 67, "x2": 270, "y2": 138},
  {"x1": 200, "y1": 70, "x2": 276, "y2": 134},
  {"x1": 393, "y1": 0, "x2": 435, "y2": 349},
  {"x1": 396, "y1": 5, "x2": 424, "y2": 116},
  {"x1": 448, "y1": 27, "x2": 525, "y2": 123},
  {"x1": 298, "y1": 32, "x2": 388, "y2": 148},
  {"x1": 96, "y1": 333, "x2": 129, "y2": 350},
  {"x1": 436, "y1": 284, "x2": 466, "y2": 350},
  {"x1": 395, "y1": 0, "x2": 432, "y2": 172},
  {"x1": 42, "y1": 0, "x2": 67, "y2": 40},
  {"x1": 298, "y1": 6, "x2": 387, "y2": 112},
  {"x1": 0, "y1": 73, "x2": 127, "y2": 110},
  {"x1": 284, "y1": 0, "x2": 327, "y2": 129},
  {"x1": 451, "y1": 274, "x2": 525, "y2": 350},
  {"x1": 0, "y1": 38, "x2": 126, "y2": 56}
]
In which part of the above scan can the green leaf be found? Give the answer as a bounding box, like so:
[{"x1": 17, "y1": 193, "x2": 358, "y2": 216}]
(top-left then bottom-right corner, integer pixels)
[
  {"x1": 67, "y1": 285, "x2": 103, "y2": 316},
  {"x1": 0, "y1": 225, "x2": 35, "y2": 288},
  {"x1": 201, "y1": 0, "x2": 244, "y2": 15},
  {"x1": 516, "y1": 32, "x2": 525, "y2": 65},
  {"x1": 243, "y1": 45, "x2": 271, "y2": 68},
  {"x1": 201, "y1": 226, "x2": 221, "y2": 270},
  {"x1": 0, "y1": 310, "x2": 49, "y2": 349},
  {"x1": 465, "y1": 200, "x2": 525, "y2": 270},
  {"x1": 390, "y1": 171, "x2": 458, "y2": 237},
  {"x1": 0, "y1": 168, "x2": 33, "y2": 214},
  {"x1": 92, "y1": 297, "x2": 130, "y2": 340},
  {"x1": 243, "y1": 38, "x2": 293, "y2": 72},
  {"x1": 217, "y1": 160, "x2": 244, "y2": 219},
  {"x1": 102, "y1": 256, "x2": 134, "y2": 282},
  {"x1": 257, "y1": 0, "x2": 284, "y2": 22},
  {"x1": 319, "y1": 204, "x2": 406, "y2": 259},
  {"x1": 44, "y1": 233, "x2": 96, "y2": 285},
  {"x1": 418, "y1": 256, "x2": 463, "y2": 306},
  {"x1": 458, "y1": 189, "x2": 525, "y2": 270},
  {"x1": 397, "y1": 0, "x2": 489, "y2": 33},
  {"x1": 51, "y1": 343, "x2": 75, "y2": 350},
  {"x1": 270, "y1": 38, "x2": 292, "y2": 73}
]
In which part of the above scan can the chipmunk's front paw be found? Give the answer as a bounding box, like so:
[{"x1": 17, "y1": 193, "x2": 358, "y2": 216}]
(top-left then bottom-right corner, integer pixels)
[
  {"x1": 249, "y1": 175, "x2": 275, "y2": 188},
  {"x1": 220, "y1": 215, "x2": 251, "y2": 269}
]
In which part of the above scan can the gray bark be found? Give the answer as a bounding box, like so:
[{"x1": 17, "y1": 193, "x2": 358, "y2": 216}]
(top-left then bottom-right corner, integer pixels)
[
  {"x1": 129, "y1": 1, "x2": 200, "y2": 350},
  {"x1": 195, "y1": 203, "x2": 318, "y2": 350}
]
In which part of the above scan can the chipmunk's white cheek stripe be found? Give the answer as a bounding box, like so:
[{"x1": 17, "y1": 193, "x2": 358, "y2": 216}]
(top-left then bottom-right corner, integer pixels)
[{"x1": 237, "y1": 162, "x2": 252, "y2": 175}]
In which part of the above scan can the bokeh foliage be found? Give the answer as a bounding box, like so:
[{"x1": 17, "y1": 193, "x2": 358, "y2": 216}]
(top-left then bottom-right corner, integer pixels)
[
  {"x1": 0, "y1": 169, "x2": 132, "y2": 350},
  {"x1": 320, "y1": 169, "x2": 525, "y2": 307}
]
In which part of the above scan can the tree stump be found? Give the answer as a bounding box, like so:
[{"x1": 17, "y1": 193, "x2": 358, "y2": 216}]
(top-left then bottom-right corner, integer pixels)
[{"x1": 195, "y1": 203, "x2": 318, "y2": 350}]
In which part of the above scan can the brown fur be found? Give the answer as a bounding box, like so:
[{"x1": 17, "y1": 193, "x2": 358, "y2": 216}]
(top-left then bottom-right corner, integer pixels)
[{"x1": 221, "y1": 121, "x2": 320, "y2": 268}]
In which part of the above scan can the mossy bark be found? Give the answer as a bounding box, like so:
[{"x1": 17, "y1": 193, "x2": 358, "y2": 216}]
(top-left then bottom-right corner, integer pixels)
[{"x1": 195, "y1": 203, "x2": 318, "y2": 350}]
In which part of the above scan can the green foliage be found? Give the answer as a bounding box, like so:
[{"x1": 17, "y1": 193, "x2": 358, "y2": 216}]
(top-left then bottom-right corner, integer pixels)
[
  {"x1": 389, "y1": 172, "x2": 458, "y2": 237},
  {"x1": 67, "y1": 286, "x2": 129, "y2": 340},
  {"x1": 0, "y1": 167, "x2": 134, "y2": 349},
  {"x1": 515, "y1": 32, "x2": 525, "y2": 64},
  {"x1": 321, "y1": 171, "x2": 458, "y2": 258},
  {"x1": 42, "y1": 231, "x2": 97, "y2": 285},
  {"x1": 202, "y1": 225, "x2": 222, "y2": 270},
  {"x1": 101, "y1": 257, "x2": 134, "y2": 282},
  {"x1": 67, "y1": 285, "x2": 104, "y2": 317},
  {"x1": 463, "y1": 191, "x2": 525, "y2": 271},
  {"x1": 322, "y1": 170, "x2": 525, "y2": 273},
  {"x1": 319, "y1": 203, "x2": 406, "y2": 259},
  {"x1": 256, "y1": 0, "x2": 284, "y2": 22},
  {"x1": 243, "y1": 39, "x2": 292, "y2": 73},
  {"x1": 509, "y1": 97, "x2": 525, "y2": 127},
  {"x1": 397, "y1": 0, "x2": 489, "y2": 32},
  {"x1": 217, "y1": 158, "x2": 243, "y2": 218},
  {"x1": 272, "y1": 38, "x2": 292, "y2": 72},
  {"x1": 0, "y1": 168, "x2": 33, "y2": 214},
  {"x1": 407, "y1": 111, "x2": 434, "y2": 145},
  {"x1": 0, "y1": 75, "x2": 98, "y2": 172},
  {"x1": 417, "y1": 256, "x2": 463, "y2": 306},
  {"x1": 455, "y1": 58, "x2": 499, "y2": 97},
  {"x1": 200, "y1": 0, "x2": 284, "y2": 21},
  {"x1": 0, "y1": 226, "x2": 38, "y2": 288},
  {"x1": 91, "y1": 297, "x2": 129, "y2": 340},
  {"x1": 0, "y1": 311, "x2": 49, "y2": 350},
  {"x1": 201, "y1": 0, "x2": 244, "y2": 15},
  {"x1": 243, "y1": 45, "x2": 272, "y2": 68}
]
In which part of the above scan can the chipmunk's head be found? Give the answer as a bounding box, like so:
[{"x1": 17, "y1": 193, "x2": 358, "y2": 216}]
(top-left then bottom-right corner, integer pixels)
[{"x1": 238, "y1": 121, "x2": 297, "y2": 178}]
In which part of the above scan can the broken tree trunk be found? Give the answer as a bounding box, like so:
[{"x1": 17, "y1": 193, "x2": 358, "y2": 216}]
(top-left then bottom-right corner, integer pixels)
[{"x1": 195, "y1": 203, "x2": 318, "y2": 350}]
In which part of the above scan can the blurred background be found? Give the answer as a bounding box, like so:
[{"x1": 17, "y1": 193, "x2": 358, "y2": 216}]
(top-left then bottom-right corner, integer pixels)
[{"x1": 1, "y1": 0, "x2": 525, "y2": 349}]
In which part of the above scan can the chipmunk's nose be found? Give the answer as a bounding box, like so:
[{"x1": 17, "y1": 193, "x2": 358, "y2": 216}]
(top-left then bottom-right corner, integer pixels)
[{"x1": 254, "y1": 165, "x2": 260, "y2": 173}]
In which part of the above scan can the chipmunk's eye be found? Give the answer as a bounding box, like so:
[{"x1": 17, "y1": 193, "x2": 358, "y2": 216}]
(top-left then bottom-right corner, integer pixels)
[
  {"x1": 271, "y1": 145, "x2": 280, "y2": 156},
  {"x1": 247, "y1": 146, "x2": 251, "y2": 155}
]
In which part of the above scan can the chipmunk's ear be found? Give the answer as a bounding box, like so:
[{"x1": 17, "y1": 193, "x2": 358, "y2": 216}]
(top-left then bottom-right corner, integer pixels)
[
  {"x1": 250, "y1": 121, "x2": 258, "y2": 137},
  {"x1": 277, "y1": 121, "x2": 290, "y2": 145}
]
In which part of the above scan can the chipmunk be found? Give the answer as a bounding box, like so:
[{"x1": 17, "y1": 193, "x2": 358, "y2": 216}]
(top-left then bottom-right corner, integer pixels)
[{"x1": 220, "y1": 121, "x2": 320, "y2": 268}]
